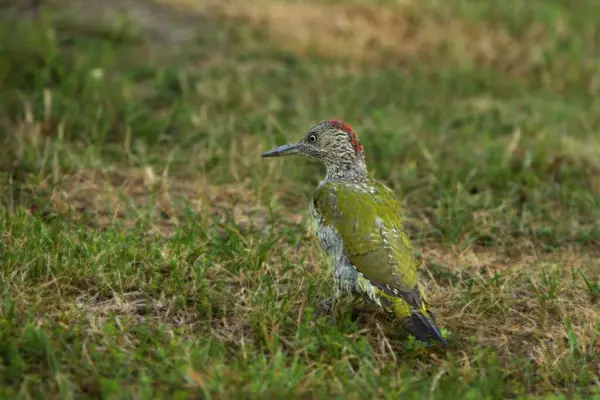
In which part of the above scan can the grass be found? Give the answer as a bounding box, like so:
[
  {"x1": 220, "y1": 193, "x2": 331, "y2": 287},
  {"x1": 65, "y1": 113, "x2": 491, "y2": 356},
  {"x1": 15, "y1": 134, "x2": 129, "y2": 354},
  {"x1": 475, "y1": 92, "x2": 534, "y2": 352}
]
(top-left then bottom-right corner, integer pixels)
[{"x1": 1, "y1": 0, "x2": 599, "y2": 398}]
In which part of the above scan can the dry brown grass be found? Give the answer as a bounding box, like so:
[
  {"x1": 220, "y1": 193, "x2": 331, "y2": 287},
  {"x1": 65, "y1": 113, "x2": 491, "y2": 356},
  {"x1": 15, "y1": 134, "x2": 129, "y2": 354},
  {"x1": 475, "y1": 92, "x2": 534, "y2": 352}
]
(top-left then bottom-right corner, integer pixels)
[
  {"x1": 157, "y1": 0, "x2": 558, "y2": 74},
  {"x1": 17, "y1": 159, "x2": 600, "y2": 355},
  {"x1": 24, "y1": 166, "x2": 279, "y2": 237},
  {"x1": 5, "y1": 154, "x2": 599, "y2": 394}
]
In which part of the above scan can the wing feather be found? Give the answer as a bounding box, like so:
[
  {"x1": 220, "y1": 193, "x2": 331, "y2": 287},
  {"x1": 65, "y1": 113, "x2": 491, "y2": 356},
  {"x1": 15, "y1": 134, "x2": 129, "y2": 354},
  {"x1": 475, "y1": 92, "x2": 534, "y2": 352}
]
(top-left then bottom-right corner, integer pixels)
[{"x1": 314, "y1": 181, "x2": 424, "y2": 310}]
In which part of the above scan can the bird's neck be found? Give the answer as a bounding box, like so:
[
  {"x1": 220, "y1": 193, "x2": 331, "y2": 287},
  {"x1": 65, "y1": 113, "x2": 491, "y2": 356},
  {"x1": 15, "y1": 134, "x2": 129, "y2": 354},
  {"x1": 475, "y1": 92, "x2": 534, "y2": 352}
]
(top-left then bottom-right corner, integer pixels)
[{"x1": 323, "y1": 153, "x2": 369, "y2": 183}]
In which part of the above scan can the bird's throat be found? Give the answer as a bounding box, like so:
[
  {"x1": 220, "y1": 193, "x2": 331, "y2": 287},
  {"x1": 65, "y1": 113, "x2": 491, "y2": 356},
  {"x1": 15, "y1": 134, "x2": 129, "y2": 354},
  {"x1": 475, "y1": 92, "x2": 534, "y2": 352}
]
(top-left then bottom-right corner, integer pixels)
[{"x1": 324, "y1": 157, "x2": 368, "y2": 183}]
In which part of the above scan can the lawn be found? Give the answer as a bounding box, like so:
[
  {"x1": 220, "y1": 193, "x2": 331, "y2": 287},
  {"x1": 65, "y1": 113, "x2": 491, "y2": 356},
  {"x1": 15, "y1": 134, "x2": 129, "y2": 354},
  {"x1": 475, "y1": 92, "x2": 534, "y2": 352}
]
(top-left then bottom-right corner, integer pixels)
[{"x1": 1, "y1": 0, "x2": 599, "y2": 398}]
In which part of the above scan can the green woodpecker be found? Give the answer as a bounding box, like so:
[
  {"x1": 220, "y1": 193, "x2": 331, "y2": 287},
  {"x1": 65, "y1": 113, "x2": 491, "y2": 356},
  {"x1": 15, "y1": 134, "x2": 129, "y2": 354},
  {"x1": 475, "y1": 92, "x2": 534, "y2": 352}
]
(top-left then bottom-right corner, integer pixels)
[{"x1": 262, "y1": 120, "x2": 447, "y2": 346}]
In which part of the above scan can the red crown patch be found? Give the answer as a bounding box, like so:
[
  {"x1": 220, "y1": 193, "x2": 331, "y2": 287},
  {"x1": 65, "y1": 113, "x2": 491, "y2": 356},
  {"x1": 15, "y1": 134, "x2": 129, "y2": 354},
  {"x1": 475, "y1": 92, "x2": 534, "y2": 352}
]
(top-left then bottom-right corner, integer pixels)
[{"x1": 328, "y1": 120, "x2": 364, "y2": 153}]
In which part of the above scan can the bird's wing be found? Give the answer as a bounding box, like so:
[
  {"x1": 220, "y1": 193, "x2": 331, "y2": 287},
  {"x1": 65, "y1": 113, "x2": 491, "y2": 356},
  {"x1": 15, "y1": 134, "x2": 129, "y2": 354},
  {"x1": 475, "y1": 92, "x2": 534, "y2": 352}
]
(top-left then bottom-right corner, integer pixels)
[{"x1": 313, "y1": 181, "x2": 424, "y2": 310}]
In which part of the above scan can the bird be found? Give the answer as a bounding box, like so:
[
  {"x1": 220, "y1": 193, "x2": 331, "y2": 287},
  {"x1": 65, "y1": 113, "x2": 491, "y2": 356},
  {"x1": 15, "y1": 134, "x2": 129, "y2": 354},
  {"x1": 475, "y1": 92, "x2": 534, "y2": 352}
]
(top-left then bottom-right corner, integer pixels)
[{"x1": 261, "y1": 120, "x2": 447, "y2": 346}]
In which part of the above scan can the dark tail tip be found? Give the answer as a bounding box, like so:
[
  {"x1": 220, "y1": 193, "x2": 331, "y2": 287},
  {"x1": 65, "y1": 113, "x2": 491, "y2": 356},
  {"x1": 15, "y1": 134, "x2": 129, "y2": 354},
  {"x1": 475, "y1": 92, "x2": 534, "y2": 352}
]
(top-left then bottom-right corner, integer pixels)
[{"x1": 407, "y1": 312, "x2": 448, "y2": 347}]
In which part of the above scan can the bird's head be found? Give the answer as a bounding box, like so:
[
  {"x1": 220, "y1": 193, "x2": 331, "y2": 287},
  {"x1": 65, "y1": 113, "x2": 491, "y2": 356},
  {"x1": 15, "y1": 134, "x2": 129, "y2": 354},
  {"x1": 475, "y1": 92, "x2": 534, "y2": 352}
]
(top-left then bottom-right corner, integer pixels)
[{"x1": 261, "y1": 120, "x2": 365, "y2": 171}]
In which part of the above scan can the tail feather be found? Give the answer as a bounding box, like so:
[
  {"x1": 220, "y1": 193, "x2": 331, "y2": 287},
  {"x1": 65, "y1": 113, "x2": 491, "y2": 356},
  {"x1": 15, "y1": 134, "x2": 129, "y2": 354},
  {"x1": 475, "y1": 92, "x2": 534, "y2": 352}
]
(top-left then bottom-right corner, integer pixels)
[
  {"x1": 405, "y1": 311, "x2": 448, "y2": 346},
  {"x1": 384, "y1": 291, "x2": 448, "y2": 346}
]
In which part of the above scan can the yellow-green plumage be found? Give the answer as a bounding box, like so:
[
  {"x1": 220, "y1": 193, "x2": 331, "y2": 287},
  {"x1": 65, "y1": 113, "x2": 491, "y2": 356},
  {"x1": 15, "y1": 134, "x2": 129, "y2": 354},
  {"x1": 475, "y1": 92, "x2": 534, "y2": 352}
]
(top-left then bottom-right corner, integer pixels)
[
  {"x1": 261, "y1": 119, "x2": 446, "y2": 346},
  {"x1": 311, "y1": 179, "x2": 446, "y2": 345}
]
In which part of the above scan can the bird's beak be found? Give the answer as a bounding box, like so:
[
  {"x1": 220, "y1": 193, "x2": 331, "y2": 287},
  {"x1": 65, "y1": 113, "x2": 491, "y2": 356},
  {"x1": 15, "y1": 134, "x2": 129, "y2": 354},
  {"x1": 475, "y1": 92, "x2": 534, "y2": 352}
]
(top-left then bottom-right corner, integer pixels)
[{"x1": 261, "y1": 143, "x2": 303, "y2": 158}]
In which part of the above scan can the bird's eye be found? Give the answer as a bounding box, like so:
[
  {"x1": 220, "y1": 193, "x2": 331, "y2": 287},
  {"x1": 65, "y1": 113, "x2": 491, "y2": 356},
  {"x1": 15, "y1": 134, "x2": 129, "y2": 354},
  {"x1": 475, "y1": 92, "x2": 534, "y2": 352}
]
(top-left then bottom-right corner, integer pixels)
[{"x1": 309, "y1": 134, "x2": 317, "y2": 143}]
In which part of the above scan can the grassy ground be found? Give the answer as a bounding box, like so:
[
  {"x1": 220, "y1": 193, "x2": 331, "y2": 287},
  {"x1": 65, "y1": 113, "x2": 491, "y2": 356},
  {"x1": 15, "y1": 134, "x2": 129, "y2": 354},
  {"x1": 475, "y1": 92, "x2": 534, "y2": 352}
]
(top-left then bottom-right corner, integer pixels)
[{"x1": 1, "y1": 0, "x2": 600, "y2": 398}]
